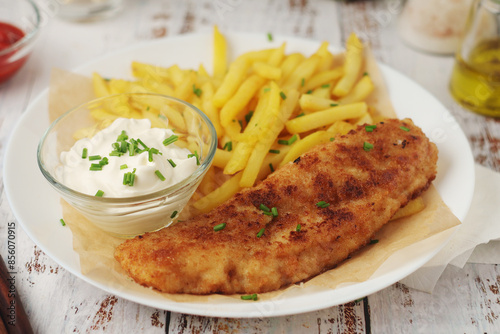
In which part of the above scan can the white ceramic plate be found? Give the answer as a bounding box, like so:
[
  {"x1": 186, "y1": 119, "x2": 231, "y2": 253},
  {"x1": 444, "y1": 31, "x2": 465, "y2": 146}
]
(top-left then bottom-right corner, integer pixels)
[{"x1": 4, "y1": 32, "x2": 475, "y2": 318}]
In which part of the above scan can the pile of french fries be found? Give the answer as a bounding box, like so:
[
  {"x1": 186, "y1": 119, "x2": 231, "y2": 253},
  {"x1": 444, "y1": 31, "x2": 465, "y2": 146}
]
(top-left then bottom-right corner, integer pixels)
[{"x1": 89, "y1": 26, "x2": 425, "y2": 219}]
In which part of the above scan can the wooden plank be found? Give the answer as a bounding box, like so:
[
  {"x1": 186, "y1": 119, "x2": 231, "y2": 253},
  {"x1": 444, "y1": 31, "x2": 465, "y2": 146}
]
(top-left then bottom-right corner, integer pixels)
[
  {"x1": 369, "y1": 264, "x2": 500, "y2": 333},
  {"x1": 169, "y1": 301, "x2": 367, "y2": 333}
]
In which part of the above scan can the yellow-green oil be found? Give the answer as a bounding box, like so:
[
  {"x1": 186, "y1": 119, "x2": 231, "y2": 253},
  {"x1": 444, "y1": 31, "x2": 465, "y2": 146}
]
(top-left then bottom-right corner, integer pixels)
[{"x1": 449, "y1": 38, "x2": 500, "y2": 117}]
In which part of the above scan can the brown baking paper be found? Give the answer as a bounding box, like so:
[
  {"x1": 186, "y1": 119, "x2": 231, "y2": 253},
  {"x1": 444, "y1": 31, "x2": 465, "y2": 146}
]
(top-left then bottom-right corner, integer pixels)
[{"x1": 49, "y1": 45, "x2": 461, "y2": 304}]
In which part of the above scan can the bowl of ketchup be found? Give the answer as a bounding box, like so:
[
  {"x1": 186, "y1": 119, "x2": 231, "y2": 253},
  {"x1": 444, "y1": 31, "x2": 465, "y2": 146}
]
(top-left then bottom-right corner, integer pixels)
[{"x1": 0, "y1": 0, "x2": 40, "y2": 83}]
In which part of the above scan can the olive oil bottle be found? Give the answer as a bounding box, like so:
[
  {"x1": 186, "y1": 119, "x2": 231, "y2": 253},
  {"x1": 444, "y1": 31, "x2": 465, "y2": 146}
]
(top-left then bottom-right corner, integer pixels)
[{"x1": 449, "y1": 0, "x2": 500, "y2": 117}]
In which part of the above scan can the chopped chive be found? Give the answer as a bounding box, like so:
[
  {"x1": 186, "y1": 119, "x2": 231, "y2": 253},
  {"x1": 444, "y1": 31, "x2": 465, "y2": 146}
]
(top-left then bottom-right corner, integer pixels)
[
  {"x1": 159, "y1": 114, "x2": 167, "y2": 120},
  {"x1": 89, "y1": 164, "x2": 103, "y2": 171},
  {"x1": 214, "y1": 222, "x2": 226, "y2": 231},
  {"x1": 245, "y1": 111, "x2": 254, "y2": 124},
  {"x1": 123, "y1": 168, "x2": 137, "y2": 186},
  {"x1": 95, "y1": 190, "x2": 104, "y2": 197},
  {"x1": 365, "y1": 125, "x2": 377, "y2": 132},
  {"x1": 146, "y1": 106, "x2": 150, "y2": 111},
  {"x1": 267, "y1": 32, "x2": 273, "y2": 41},
  {"x1": 170, "y1": 211, "x2": 178, "y2": 218},
  {"x1": 163, "y1": 135, "x2": 179, "y2": 146},
  {"x1": 316, "y1": 201, "x2": 330, "y2": 208},
  {"x1": 363, "y1": 142, "x2": 374, "y2": 151},
  {"x1": 60, "y1": 218, "x2": 66, "y2": 226},
  {"x1": 257, "y1": 228, "x2": 265, "y2": 238},
  {"x1": 238, "y1": 119, "x2": 243, "y2": 129},
  {"x1": 155, "y1": 170, "x2": 166, "y2": 181},
  {"x1": 82, "y1": 148, "x2": 88, "y2": 159},
  {"x1": 369, "y1": 239, "x2": 379, "y2": 244},
  {"x1": 363, "y1": 72, "x2": 369, "y2": 76},
  {"x1": 137, "y1": 138, "x2": 149, "y2": 150},
  {"x1": 241, "y1": 293, "x2": 258, "y2": 301},
  {"x1": 192, "y1": 84, "x2": 202, "y2": 97},
  {"x1": 400, "y1": 126, "x2": 410, "y2": 132},
  {"x1": 89, "y1": 155, "x2": 102, "y2": 161},
  {"x1": 306, "y1": 90, "x2": 313, "y2": 94},
  {"x1": 259, "y1": 204, "x2": 270, "y2": 212},
  {"x1": 263, "y1": 87, "x2": 271, "y2": 93},
  {"x1": 330, "y1": 137, "x2": 335, "y2": 141},
  {"x1": 120, "y1": 164, "x2": 128, "y2": 170},
  {"x1": 99, "y1": 157, "x2": 109, "y2": 166},
  {"x1": 168, "y1": 159, "x2": 177, "y2": 168},
  {"x1": 280, "y1": 91, "x2": 287, "y2": 100},
  {"x1": 296, "y1": 112, "x2": 305, "y2": 118},
  {"x1": 188, "y1": 151, "x2": 200, "y2": 165},
  {"x1": 269, "y1": 149, "x2": 280, "y2": 154},
  {"x1": 321, "y1": 83, "x2": 330, "y2": 88},
  {"x1": 296, "y1": 224, "x2": 301, "y2": 232},
  {"x1": 271, "y1": 207, "x2": 278, "y2": 217},
  {"x1": 330, "y1": 103, "x2": 338, "y2": 107},
  {"x1": 301, "y1": 78, "x2": 305, "y2": 87},
  {"x1": 223, "y1": 141, "x2": 233, "y2": 152},
  {"x1": 116, "y1": 130, "x2": 128, "y2": 141},
  {"x1": 278, "y1": 134, "x2": 298, "y2": 146},
  {"x1": 269, "y1": 163, "x2": 275, "y2": 172}
]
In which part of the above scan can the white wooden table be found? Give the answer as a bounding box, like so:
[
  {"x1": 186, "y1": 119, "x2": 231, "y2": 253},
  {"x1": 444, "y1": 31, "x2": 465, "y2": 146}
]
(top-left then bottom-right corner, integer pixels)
[{"x1": 1, "y1": 0, "x2": 499, "y2": 332}]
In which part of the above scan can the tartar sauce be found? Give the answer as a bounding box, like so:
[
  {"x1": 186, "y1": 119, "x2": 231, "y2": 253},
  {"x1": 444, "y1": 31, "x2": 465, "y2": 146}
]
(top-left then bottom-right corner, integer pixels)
[{"x1": 56, "y1": 118, "x2": 198, "y2": 197}]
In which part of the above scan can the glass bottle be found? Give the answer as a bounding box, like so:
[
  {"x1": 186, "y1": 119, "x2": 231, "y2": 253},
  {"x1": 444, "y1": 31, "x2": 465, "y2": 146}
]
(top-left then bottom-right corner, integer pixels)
[{"x1": 449, "y1": 0, "x2": 500, "y2": 117}]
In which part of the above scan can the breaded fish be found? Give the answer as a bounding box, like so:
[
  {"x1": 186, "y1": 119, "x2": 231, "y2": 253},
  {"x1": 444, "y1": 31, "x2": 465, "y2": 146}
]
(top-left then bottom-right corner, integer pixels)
[{"x1": 114, "y1": 118, "x2": 438, "y2": 295}]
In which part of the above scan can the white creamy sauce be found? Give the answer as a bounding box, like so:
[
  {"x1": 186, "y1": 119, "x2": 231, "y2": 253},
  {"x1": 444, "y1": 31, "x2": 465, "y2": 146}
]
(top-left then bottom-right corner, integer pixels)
[{"x1": 56, "y1": 118, "x2": 198, "y2": 197}]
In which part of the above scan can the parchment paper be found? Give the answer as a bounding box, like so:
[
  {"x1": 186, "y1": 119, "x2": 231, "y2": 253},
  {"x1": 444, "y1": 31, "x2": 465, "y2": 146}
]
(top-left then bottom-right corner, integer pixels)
[{"x1": 49, "y1": 45, "x2": 461, "y2": 303}]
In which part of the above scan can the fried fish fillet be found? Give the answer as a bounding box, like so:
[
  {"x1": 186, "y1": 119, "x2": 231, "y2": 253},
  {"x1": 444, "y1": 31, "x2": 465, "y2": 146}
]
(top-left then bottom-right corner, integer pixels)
[{"x1": 114, "y1": 118, "x2": 438, "y2": 295}]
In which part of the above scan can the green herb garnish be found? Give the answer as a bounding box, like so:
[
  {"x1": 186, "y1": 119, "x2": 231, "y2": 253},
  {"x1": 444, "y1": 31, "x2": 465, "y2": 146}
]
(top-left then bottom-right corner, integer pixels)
[
  {"x1": 256, "y1": 228, "x2": 265, "y2": 238},
  {"x1": 363, "y1": 142, "x2": 374, "y2": 151},
  {"x1": 214, "y1": 223, "x2": 226, "y2": 231},
  {"x1": 280, "y1": 91, "x2": 287, "y2": 100},
  {"x1": 95, "y1": 190, "x2": 104, "y2": 197},
  {"x1": 192, "y1": 84, "x2": 202, "y2": 97},
  {"x1": 241, "y1": 293, "x2": 258, "y2": 301},
  {"x1": 170, "y1": 211, "x2": 178, "y2": 218},
  {"x1": 269, "y1": 149, "x2": 280, "y2": 154},
  {"x1": 155, "y1": 170, "x2": 166, "y2": 181},
  {"x1": 278, "y1": 134, "x2": 298, "y2": 146},
  {"x1": 82, "y1": 148, "x2": 88, "y2": 159},
  {"x1": 400, "y1": 126, "x2": 410, "y2": 132},
  {"x1": 365, "y1": 125, "x2": 377, "y2": 132},
  {"x1": 223, "y1": 141, "x2": 233, "y2": 152},
  {"x1": 296, "y1": 224, "x2": 301, "y2": 232},
  {"x1": 60, "y1": 219, "x2": 66, "y2": 226},
  {"x1": 316, "y1": 201, "x2": 330, "y2": 208},
  {"x1": 163, "y1": 135, "x2": 179, "y2": 146}
]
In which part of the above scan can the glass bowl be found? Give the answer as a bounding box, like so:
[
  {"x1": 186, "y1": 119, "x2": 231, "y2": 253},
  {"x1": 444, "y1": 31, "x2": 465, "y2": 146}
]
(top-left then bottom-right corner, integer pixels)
[
  {"x1": 37, "y1": 93, "x2": 217, "y2": 238},
  {"x1": 0, "y1": 0, "x2": 40, "y2": 83}
]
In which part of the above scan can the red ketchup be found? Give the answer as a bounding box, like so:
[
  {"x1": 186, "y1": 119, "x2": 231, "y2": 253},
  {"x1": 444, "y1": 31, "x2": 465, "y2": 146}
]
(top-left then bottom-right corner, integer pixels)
[{"x1": 0, "y1": 22, "x2": 28, "y2": 83}]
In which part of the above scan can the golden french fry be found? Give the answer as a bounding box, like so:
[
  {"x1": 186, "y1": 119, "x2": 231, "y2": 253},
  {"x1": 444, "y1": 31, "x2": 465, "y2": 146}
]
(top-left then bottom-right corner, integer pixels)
[
  {"x1": 267, "y1": 43, "x2": 286, "y2": 67},
  {"x1": 224, "y1": 82, "x2": 280, "y2": 174},
  {"x1": 390, "y1": 197, "x2": 425, "y2": 221},
  {"x1": 239, "y1": 89, "x2": 299, "y2": 187},
  {"x1": 279, "y1": 53, "x2": 306, "y2": 85},
  {"x1": 354, "y1": 112, "x2": 373, "y2": 126},
  {"x1": 279, "y1": 131, "x2": 332, "y2": 167},
  {"x1": 326, "y1": 120, "x2": 355, "y2": 135},
  {"x1": 92, "y1": 72, "x2": 111, "y2": 97},
  {"x1": 213, "y1": 57, "x2": 250, "y2": 108},
  {"x1": 213, "y1": 148, "x2": 233, "y2": 169},
  {"x1": 340, "y1": 74, "x2": 375, "y2": 104},
  {"x1": 166, "y1": 64, "x2": 185, "y2": 88},
  {"x1": 310, "y1": 84, "x2": 332, "y2": 99},
  {"x1": 281, "y1": 55, "x2": 321, "y2": 90},
  {"x1": 200, "y1": 81, "x2": 223, "y2": 137},
  {"x1": 193, "y1": 172, "x2": 243, "y2": 213},
  {"x1": 256, "y1": 145, "x2": 291, "y2": 181},
  {"x1": 332, "y1": 33, "x2": 364, "y2": 97},
  {"x1": 213, "y1": 25, "x2": 227, "y2": 78},
  {"x1": 219, "y1": 74, "x2": 266, "y2": 127},
  {"x1": 174, "y1": 70, "x2": 197, "y2": 102},
  {"x1": 285, "y1": 102, "x2": 367, "y2": 134},
  {"x1": 252, "y1": 62, "x2": 282, "y2": 80},
  {"x1": 131, "y1": 61, "x2": 170, "y2": 83},
  {"x1": 299, "y1": 94, "x2": 339, "y2": 111},
  {"x1": 302, "y1": 68, "x2": 343, "y2": 93}
]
